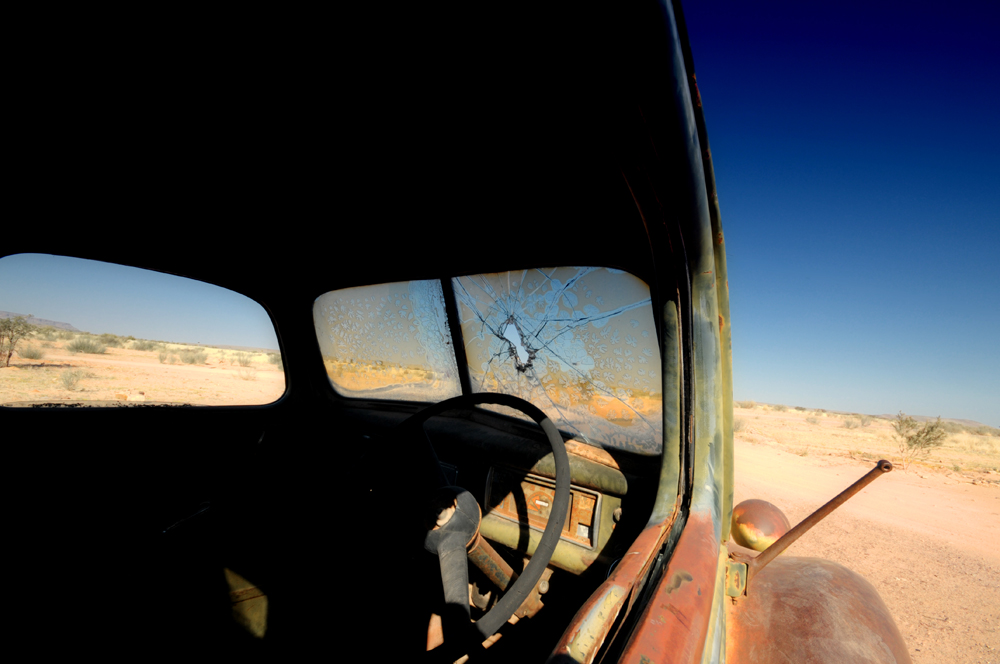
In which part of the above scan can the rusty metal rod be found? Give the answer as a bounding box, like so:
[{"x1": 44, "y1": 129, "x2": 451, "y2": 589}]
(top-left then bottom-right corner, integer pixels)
[
  {"x1": 747, "y1": 459, "x2": 893, "y2": 583},
  {"x1": 468, "y1": 534, "x2": 518, "y2": 592}
]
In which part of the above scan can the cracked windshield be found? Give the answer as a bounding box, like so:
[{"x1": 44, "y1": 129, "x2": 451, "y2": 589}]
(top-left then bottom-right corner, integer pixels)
[{"x1": 315, "y1": 267, "x2": 662, "y2": 454}]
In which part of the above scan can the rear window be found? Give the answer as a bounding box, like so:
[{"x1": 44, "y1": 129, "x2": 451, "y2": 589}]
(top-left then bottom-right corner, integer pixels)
[
  {"x1": 0, "y1": 254, "x2": 285, "y2": 406},
  {"x1": 314, "y1": 267, "x2": 662, "y2": 454}
]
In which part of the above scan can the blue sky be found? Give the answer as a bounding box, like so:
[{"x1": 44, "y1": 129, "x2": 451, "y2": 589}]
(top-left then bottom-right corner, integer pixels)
[
  {"x1": 0, "y1": 254, "x2": 279, "y2": 351},
  {"x1": 682, "y1": 1, "x2": 999, "y2": 425}
]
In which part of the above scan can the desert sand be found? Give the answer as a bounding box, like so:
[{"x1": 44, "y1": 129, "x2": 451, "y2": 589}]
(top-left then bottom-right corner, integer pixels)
[
  {"x1": 1, "y1": 337, "x2": 284, "y2": 405},
  {"x1": 735, "y1": 406, "x2": 999, "y2": 663}
]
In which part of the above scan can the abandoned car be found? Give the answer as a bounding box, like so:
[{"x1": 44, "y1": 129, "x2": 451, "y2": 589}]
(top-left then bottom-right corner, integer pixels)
[{"x1": 3, "y1": 2, "x2": 911, "y2": 662}]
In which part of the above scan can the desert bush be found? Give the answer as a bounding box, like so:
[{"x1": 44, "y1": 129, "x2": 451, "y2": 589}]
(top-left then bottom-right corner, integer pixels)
[
  {"x1": 67, "y1": 337, "x2": 107, "y2": 354},
  {"x1": 892, "y1": 412, "x2": 947, "y2": 471},
  {"x1": 132, "y1": 339, "x2": 160, "y2": 351},
  {"x1": 843, "y1": 417, "x2": 859, "y2": 429},
  {"x1": 235, "y1": 351, "x2": 254, "y2": 367},
  {"x1": 806, "y1": 416, "x2": 819, "y2": 425},
  {"x1": 267, "y1": 352, "x2": 284, "y2": 371},
  {"x1": 733, "y1": 417, "x2": 747, "y2": 433},
  {"x1": 794, "y1": 406, "x2": 806, "y2": 411},
  {"x1": 18, "y1": 345, "x2": 44, "y2": 359},
  {"x1": 61, "y1": 369, "x2": 87, "y2": 390},
  {"x1": 37, "y1": 327, "x2": 57, "y2": 341},
  {"x1": 237, "y1": 366, "x2": 258, "y2": 381},
  {"x1": 99, "y1": 333, "x2": 122, "y2": 348},
  {"x1": 939, "y1": 421, "x2": 968, "y2": 435},
  {"x1": 975, "y1": 425, "x2": 1000, "y2": 437},
  {"x1": 179, "y1": 349, "x2": 208, "y2": 364},
  {"x1": 57, "y1": 329, "x2": 75, "y2": 340},
  {"x1": 856, "y1": 414, "x2": 873, "y2": 427},
  {"x1": 1, "y1": 315, "x2": 37, "y2": 367},
  {"x1": 773, "y1": 404, "x2": 788, "y2": 412}
]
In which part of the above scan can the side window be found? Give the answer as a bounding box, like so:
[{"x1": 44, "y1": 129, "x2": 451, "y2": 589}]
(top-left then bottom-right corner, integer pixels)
[{"x1": 0, "y1": 254, "x2": 285, "y2": 406}]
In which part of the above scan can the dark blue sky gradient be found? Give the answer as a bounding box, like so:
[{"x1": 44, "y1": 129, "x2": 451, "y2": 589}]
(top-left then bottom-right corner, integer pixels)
[{"x1": 682, "y1": 1, "x2": 999, "y2": 425}]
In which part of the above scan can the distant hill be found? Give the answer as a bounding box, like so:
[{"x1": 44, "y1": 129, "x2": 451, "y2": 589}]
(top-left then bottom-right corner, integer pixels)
[
  {"x1": 877, "y1": 414, "x2": 987, "y2": 428},
  {"x1": 754, "y1": 401, "x2": 990, "y2": 429},
  {"x1": 0, "y1": 311, "x2": 80, "y2": 332}
]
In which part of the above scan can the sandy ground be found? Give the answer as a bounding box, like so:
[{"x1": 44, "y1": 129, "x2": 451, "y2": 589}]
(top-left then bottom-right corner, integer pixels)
[
  {"x1": 1, "y1": 339, "x2": 285, "y2": 405},
  {"x1": 735, "y1": 434, "x2": 1000, "y2": 663}
]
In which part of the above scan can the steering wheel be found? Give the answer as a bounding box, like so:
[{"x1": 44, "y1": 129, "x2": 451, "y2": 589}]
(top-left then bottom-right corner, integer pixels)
[{"x1": 397, "y1": 392, "x2": 570, "y2": 650}]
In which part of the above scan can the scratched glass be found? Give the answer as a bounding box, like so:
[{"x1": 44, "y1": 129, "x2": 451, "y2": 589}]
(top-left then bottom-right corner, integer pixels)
[
  {"x1": 452, "y1": 267, "x2": 662, "y2": 454},
  {"x1": 313, "y1": 280, "x2": 462, "y2": 401}
]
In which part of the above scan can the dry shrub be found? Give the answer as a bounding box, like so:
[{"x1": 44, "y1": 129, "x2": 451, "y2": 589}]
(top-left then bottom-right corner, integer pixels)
[
  {"x1": 893, "y1": 412, "x2": 947, "y2": 470},
  {"x1": 19, "y1": 345, "x2": 44, "y2": 359}
]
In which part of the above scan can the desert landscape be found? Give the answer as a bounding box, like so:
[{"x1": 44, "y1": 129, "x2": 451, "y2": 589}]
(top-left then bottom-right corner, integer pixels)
[
  {"x1": 733, "y1": 402, "x2": 999, "y2": 663},
  {"x1": 0, "y1": 328, "x2": 284, "y2": 405}
]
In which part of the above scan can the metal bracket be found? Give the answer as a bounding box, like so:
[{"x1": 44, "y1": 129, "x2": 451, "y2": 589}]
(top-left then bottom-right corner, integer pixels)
[{"x1": 725, "y1": 559, "x2": 747, "y2": 597}]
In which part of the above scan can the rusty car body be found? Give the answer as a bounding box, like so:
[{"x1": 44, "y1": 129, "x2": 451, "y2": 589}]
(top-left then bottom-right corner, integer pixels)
[{"x1": 4, "y1": 2, "x2": 910, "y2": 661}]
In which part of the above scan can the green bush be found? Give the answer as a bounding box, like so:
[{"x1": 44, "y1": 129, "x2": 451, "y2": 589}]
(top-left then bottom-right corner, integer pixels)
[
  {"x1": 773, "y1": 404, "x2": 788, "y2": 412},
  {"x1": 99, "y1": 333, "x2": 122, "y2": 348},
  {"x1": 132, "y1": 339, "x2": 160, "y2": 351},
  {"x1": 892, "y1": 412, "x2": 947, "y2": 471},
  {"x1": 843, "y1": 417, "x2": 859, "y2": 429},
  {"x1": 18, "y1": 345, "x2": 44, "y2": 359},
  {"x1": 733, "y1": 417, "x2": 747, "y2": 433},
  {"x1": 267, "y1": 352, "x2": 284, "y2": 371},
  {"x1": 66, "y1": 338, "x2": 107, "y2": 354},
  {"x1": 794, "y1": 406, "x2": 806, "y2": 411},
  {"x1": 179, "y1": 349, "x2": 208, "y2": 364},
  {"x1": 235, "y1": 351, "x2": 254, "y2": 367},
  {"x1": 61, "y1": 369, "x2": 87, "y2": 390},
  {"x1": 57, "y1": 329, "x2": 75, "y2": 340}
]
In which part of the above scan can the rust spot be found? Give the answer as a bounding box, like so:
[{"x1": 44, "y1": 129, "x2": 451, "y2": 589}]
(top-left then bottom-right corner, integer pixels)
[
  {"x1": 715, "y1": 231, "x2": 724, "y2": 245},
  {"x1": 664, "y1": 570, "x2": 693, "y2": 594},
  {"x1": 718, "y1": 315, "x2": 724, "y2": 331},
  {"x1": 619, "y1": 512, "x2": 718, "y2": 664},
  {"x1": 702, "y1": 270, "x2": 713, "y2": 275},
  {"x1": 691, "y1": 75, "x2": 702, "y2": 108}
]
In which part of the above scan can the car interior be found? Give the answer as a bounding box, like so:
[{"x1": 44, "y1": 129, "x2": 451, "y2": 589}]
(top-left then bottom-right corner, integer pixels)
[{"x1": 6, "y1": 4, "x2": 713, "y2": 660}]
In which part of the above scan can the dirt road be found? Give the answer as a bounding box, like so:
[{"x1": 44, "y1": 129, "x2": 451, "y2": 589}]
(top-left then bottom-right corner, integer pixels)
[{"x1": 734, "y1": 436, "x2": 1000, "y2": 663}]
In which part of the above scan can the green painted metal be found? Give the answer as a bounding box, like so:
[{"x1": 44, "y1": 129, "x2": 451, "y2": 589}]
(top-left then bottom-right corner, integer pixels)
[{"x1": 650, "y1": 299, "x2": 682, "y2": 525}]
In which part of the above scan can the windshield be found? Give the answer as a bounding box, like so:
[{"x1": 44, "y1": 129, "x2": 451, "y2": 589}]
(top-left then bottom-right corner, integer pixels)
[{"x1": 315, "y1": 267, "x2": 662, "y2": 454}]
